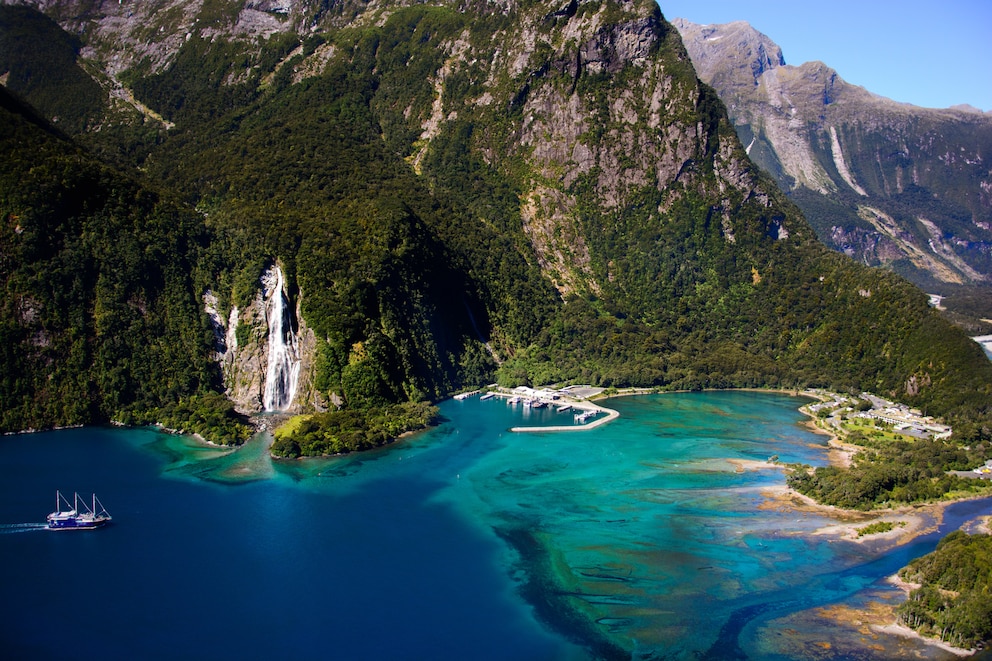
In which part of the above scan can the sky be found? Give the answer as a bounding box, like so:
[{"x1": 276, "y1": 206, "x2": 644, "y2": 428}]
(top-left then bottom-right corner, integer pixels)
[{"x1": 657, "y1": 0, "x2": 992, "y2": 112}]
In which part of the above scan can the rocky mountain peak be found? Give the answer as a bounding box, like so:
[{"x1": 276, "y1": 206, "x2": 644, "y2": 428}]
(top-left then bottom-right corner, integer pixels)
[
  {"x1": 670, "y1": 18, "x2": 783, "y2": 88},
  {"x1": 674, "y1": 18, "x2": 992, "y2": 289}
]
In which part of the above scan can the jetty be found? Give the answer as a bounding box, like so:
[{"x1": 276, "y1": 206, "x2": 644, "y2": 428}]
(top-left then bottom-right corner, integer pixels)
[
  {"x1": 509, "y1": 402, "x2": 618, "y2": 432},
  {"x1": 474, "y1": 385, "x2": 620, "y2": 433}
]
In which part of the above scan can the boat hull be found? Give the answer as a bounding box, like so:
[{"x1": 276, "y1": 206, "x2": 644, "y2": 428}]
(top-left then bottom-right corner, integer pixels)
[{"x1": 47, "y1": 515, "x2": 111, "y2": 530}]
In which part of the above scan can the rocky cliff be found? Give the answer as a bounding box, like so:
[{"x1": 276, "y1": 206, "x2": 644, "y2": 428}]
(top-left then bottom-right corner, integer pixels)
[
  {"x1": 204, "y1": 264, "x2": 321, "y2": 415},
  {"x1": 674, "y1": 18, "x2": 992, "y2": 291},
  {"x1": 2, "y1": 0, "x2": 990, "y2": 436}
]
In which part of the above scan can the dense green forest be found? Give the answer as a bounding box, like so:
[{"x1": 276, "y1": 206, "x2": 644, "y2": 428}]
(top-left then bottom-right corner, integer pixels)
[
  {"x1": 270, "y1": 402, "x2": 438, "y2": 457},
  {"x1": 1, "y1": 0, "x2": 991, "y2": 458},
  {"x1": 897, "y1": 531, "x2": 992, "y2": 649},
  {"x1": 0, "y1": 86, "x2": 249, "y2": 434}
]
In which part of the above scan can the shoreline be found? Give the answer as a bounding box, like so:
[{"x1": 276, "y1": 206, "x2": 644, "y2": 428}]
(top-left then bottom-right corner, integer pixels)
[
  {"x1": 871, "y1": 574, "x2": 977, "y2": 657},
  {"x1": 756, "y1": 483, "x2": 949, "y2": 548}
]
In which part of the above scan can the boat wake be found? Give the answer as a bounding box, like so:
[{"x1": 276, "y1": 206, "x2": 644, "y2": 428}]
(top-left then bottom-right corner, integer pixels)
[{"x1": 0, "y1": 523, "x2": 48, "y2": 534}]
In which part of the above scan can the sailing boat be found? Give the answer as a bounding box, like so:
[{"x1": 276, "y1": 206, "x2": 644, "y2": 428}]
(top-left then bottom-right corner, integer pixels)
[{"x1": 47, "y1": 491, "x2": 112, "y2": 530}]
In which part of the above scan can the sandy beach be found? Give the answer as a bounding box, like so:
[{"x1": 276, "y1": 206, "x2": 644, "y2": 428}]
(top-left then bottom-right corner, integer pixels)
[
  {"x1": 757, "y1": 483, "x2": 949, "y2": 548},
  {"x1": 753, "y1": 482, "x2": 990, "y2": 657}
]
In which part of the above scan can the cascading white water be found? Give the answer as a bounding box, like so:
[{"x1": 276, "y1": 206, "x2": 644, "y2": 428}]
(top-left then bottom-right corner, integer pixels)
[{"x1": 262, "y1": 266, "x2": 301, "y2": 411}]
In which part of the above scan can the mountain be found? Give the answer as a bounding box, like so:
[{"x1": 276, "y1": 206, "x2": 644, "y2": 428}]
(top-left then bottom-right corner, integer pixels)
[
  {"x1": 2, "y1": 0, "x2": 991, "y2": 442},
  {"x1": 673, "y1": 19, "x2": 992, "y2": 302}
]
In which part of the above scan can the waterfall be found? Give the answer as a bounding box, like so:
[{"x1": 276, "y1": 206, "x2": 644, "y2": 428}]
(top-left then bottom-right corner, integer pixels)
[
  {"x1": 262, "y1": 266, "x2": 301, "y2": 411},
  {"x1": 226, "y1": 306, "x2": 239, "y2": 354}
]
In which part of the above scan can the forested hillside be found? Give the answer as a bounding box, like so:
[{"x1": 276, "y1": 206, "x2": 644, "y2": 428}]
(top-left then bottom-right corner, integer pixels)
[
  {"x1": 0, "y1": 87, "x2": 247, "y2": 441},
  {"x1": 1, "y1": 0, "x2": 990, "y2": 447}
]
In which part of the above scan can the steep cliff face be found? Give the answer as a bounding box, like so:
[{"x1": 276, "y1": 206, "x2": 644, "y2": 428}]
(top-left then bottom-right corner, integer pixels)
[
  {"x1": 674, "y1": 18, "x2": 992, "y2": 289},
  {"x1": 205, "y1": 265, "x2": 320, "y2": 415},
  {"x1": 3, "y1": 0, "x2": 991, "y2": 432},
  {"x1": 390, "y1": 0, "x2": 806, "y2": 314}
]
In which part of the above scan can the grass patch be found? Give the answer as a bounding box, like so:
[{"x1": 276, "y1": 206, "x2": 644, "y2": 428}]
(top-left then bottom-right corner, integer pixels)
[
  {"x1": 856, "y1": 520, "x2": 906, "y2": 537},
  {"x1": 273, "y1": 414, "x2": 313, "y2": 441}
]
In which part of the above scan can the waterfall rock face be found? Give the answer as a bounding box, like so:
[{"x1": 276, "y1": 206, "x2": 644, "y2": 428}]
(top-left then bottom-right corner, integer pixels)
[
  {"x1": 262, "y1": 266, "x2": 300, "y2": 411},
  {"x1": 204, "y1": 265, "x2": 316, "y2": 414}
]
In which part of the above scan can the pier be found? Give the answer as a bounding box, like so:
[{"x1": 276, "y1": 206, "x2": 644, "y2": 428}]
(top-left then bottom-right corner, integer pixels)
[
  {"x1": 509, "y1": 402, "x2": 619, "y2": 432},
  {"x1": 483, "y1": 386, "x2": 620, "y2": 432}
]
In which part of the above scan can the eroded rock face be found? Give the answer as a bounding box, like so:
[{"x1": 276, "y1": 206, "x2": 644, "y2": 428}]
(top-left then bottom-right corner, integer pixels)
[
  {"x1": 674, "y1": 17, "x2": 992, "y2": 286},
  {"x1": 203, "y1": 266, "x2": 319, "y2": 415},
  {"x1": 441, "y1": 1, "x2": 780, "y2": 296},
  {"x1": 7, "y1": 0, "x2": 314, "y2": 76}
]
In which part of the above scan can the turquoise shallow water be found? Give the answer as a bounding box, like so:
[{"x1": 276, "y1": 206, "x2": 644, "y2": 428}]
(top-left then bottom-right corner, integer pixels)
[{"x1": 1, "y1": 391, "x2": 987, "y2": 660}]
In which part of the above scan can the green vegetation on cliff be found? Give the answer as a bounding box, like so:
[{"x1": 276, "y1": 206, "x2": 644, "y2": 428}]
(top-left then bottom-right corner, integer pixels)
[
  {"x1": 0, "y1": 86, "x2": 226, "y2": 433},
  {"x1": 1, "y1": 0, "x2": 991, "y2": 454},
  {"x1": 898, "y1": 531, "x2": 992, "y2": 650}
]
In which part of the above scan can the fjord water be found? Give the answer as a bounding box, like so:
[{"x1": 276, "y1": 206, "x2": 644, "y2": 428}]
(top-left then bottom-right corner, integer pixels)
[{"x1": 1, "y1": 392, "x2": 983, "y2": 660}]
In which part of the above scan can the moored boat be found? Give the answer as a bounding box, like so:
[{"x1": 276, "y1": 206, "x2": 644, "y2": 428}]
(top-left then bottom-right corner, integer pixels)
[
  {"x1": 47, "y1": 491, "x2": 112, "y2": 530},
  {"x1": 574, "y1": 410, "x2": 597, "y2": 423}
]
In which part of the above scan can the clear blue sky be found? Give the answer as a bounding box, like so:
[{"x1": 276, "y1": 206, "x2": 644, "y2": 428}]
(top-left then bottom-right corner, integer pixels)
[{"x1": 658, "y1": 0, "x2": 992, "y2": 111}]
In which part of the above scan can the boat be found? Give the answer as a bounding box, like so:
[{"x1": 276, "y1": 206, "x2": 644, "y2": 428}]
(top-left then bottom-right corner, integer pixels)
[
  {"x1": 47, "y1": 491, "x2": 112, "y2": 530},
  {"x1": 574, "y1": 410, "x2": 597, "y2": 423}
]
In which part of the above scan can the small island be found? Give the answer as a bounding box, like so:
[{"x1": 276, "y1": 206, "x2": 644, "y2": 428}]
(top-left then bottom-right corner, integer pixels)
[{"x1": 269, "y1": 401, "x2": 439, "y2": 458}]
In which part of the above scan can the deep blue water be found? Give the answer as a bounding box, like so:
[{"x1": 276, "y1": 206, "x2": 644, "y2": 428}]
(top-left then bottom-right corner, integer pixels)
[{"x1": 1, "y1": 392, "x2": 989, "y2": 660}]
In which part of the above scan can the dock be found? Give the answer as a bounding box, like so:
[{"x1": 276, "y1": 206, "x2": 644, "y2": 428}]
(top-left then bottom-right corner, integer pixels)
[
  {"x1": 473, "y1": 385, "x2": 621, "y2": 432},
  {"x1": 509, "y1": 402, "x2": 619, "y2": 433}
]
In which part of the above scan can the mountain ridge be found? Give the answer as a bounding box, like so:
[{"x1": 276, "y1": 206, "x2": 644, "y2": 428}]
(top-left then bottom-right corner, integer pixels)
[
  {"x1": 1, "y1": 0, "x2": 990, "y2": 442},
  {"x1": 673, "y1": 17, "x2": 992, "y2": 294}
]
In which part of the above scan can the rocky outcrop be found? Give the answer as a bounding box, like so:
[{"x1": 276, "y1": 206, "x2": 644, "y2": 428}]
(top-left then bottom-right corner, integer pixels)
[
  {"x1": 442, "y1": 2, "x2": 788, "y2": 296},
  {"x1": 674, "y1": 18, "x2": 992, "y2": 287},
  {"x1": 204, "y1": 265, "x2": 318, "y2": 415}
]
